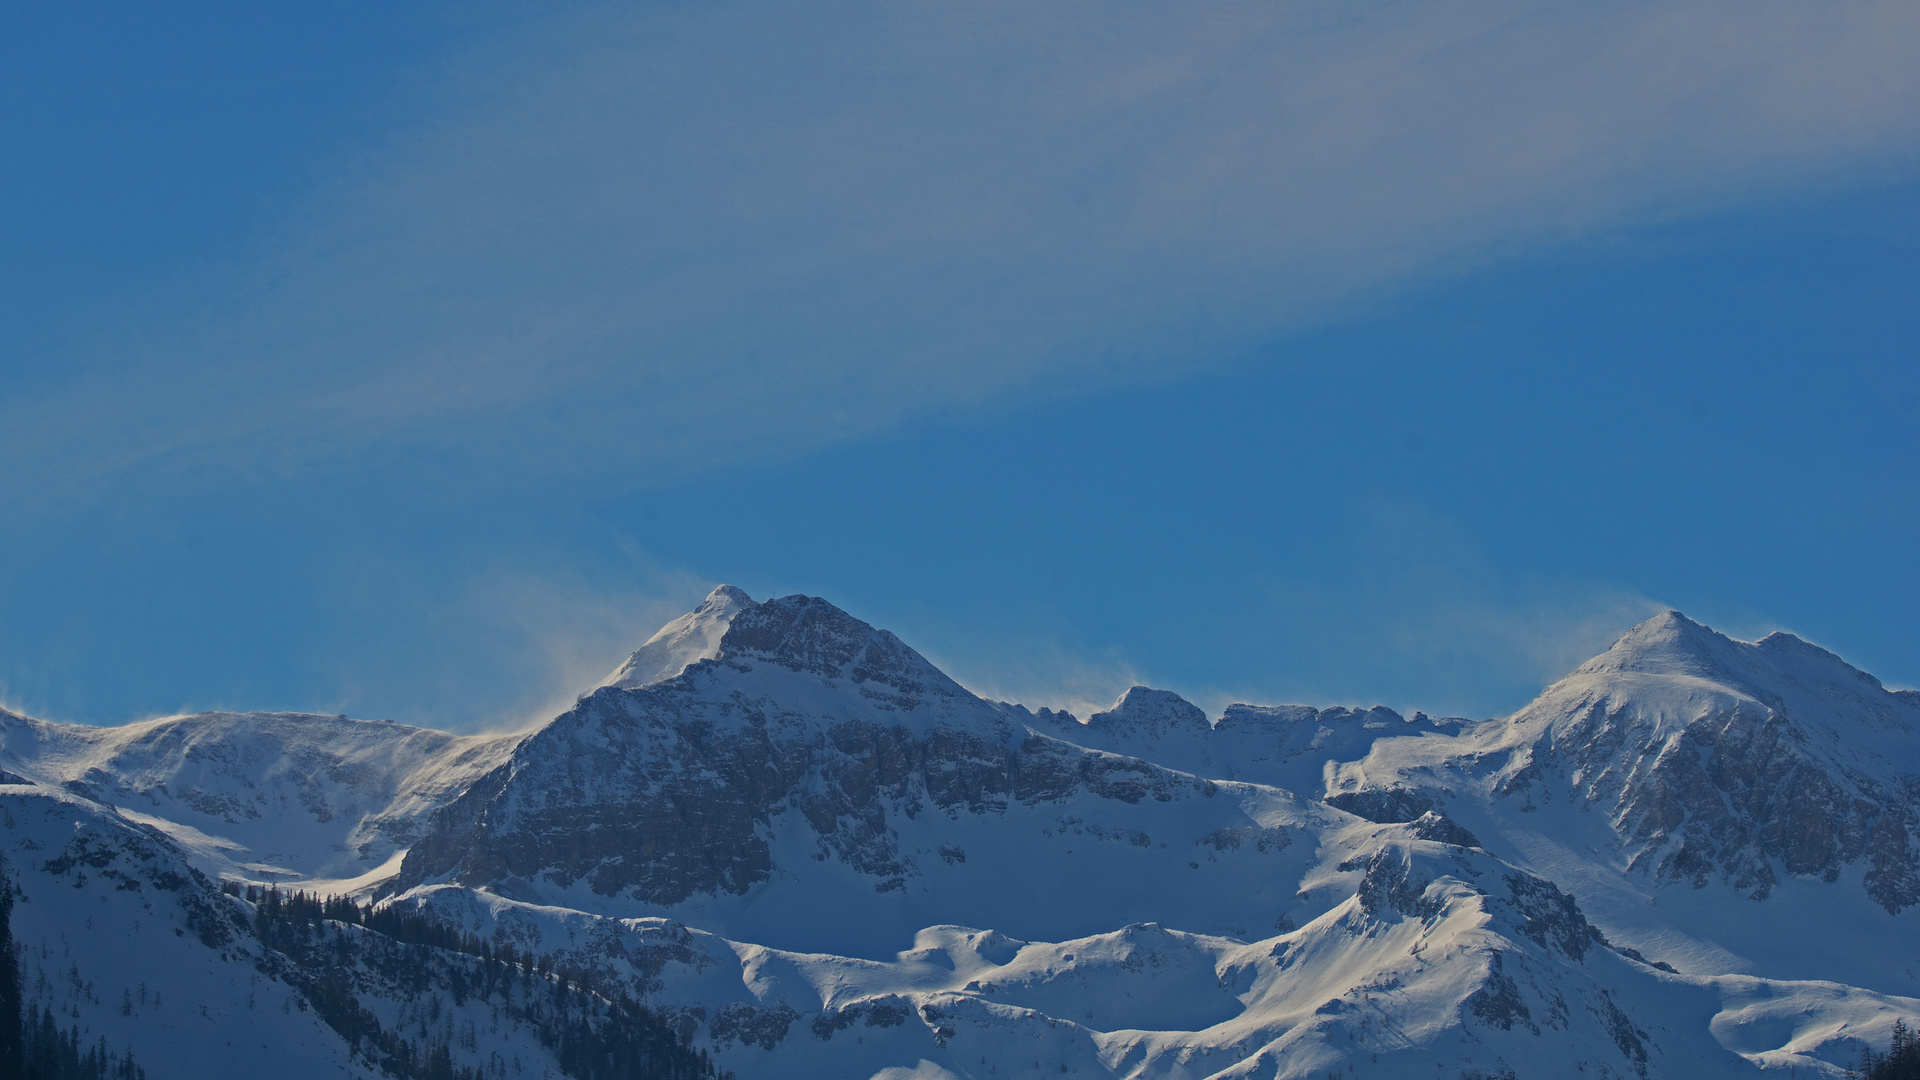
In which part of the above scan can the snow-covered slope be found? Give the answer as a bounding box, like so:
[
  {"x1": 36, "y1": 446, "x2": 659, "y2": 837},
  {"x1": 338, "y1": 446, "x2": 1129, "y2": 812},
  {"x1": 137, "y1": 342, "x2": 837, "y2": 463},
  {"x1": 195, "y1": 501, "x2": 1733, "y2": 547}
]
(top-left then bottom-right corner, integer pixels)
[
  {"x1": 1049, "y1": 685, "x2": 1466, "y2": 794},
  {"x1": 0, "y1": 707, "x2": 519, "y2": 885},
  {"x1": 1327, "y1": 610, "x2": 1920, "y2": 993},
  {"x1": 5, "y1": 589, "x2": 1920, "y2": 1079},
  {"x1": 0, "y1": 777, "x2": 704, "y2": 1080},
  {"x1": 600, "y1": 584, "x2": 755, "y2": 689},
  {"x1": 0, "y1": 783, "x2": 375, "y2": 1077},
  {"x1": 394, "y1": 591, "x2": 1337, "y2": 955},
  {"x1": 390, "y1": 822, "x2": 1920, "y2": 1080}
]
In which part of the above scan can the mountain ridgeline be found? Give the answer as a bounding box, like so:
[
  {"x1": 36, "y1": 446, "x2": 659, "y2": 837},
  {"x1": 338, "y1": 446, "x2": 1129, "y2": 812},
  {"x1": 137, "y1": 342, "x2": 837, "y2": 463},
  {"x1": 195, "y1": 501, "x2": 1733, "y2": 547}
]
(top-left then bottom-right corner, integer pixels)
[{"x1": 2, "y1": 587, "x2": 1920, "y2": 1079}]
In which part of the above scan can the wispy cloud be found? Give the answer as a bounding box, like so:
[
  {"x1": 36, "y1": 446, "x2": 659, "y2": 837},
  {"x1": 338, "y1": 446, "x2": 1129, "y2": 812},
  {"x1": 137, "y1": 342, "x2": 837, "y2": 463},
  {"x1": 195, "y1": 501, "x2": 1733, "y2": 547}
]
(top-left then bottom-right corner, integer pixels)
[
  {"x1": 450, "y1": 562, "x2": 714, "y2": 732},
  {"x1": 918, "y1": 571, "x2": 1663, "y2": 726},
  {"x1": 891, "y1": 491, "x2": 1672, "y2": 723},
  {"x1": 1205, "y1": 497, "x2": 1671, "y2": 719},
  {"x1": 291, "y1": 549, "x2": 713, "y2": 733},
  {"x1": 932, "y1": 640, "x2": 1151, "y2": 723},
  {"x1": 7, "y1": 0, "x2": 1919, "y2": 505}
]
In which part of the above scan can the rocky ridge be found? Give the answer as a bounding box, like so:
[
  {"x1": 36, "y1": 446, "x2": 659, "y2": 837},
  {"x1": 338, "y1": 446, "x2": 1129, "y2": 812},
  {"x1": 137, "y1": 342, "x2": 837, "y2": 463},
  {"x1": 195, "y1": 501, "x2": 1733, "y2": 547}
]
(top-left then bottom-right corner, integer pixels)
[
  {"x1": 1327, "y1": 611, "x2": 1920, "y2": 912},
  {"x1": 1, "y1": 590, "x2": 1918, "y2": 1078}
]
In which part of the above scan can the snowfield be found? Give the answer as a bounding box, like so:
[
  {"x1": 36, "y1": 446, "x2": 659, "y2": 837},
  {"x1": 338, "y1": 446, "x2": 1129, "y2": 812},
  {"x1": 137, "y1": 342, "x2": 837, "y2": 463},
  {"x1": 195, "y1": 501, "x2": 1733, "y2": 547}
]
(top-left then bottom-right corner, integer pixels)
[{"x1": 5, "y1": 588, "x2": 1920, "y2": 1079}]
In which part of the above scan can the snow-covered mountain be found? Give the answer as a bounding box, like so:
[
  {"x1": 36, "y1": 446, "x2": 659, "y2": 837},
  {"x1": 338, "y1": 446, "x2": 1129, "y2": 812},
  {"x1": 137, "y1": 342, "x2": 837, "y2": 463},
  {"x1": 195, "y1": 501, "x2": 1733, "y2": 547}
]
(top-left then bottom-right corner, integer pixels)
[
  {"x1": 1326, "y1": 609, "x2": 1920, "y2": 992},
  {"x1": 4, "y1": 588, "x2": 1918, "y2": 1080},
  {"x1": 0, "y1": 707, "x2": 519, "y2": 886}
]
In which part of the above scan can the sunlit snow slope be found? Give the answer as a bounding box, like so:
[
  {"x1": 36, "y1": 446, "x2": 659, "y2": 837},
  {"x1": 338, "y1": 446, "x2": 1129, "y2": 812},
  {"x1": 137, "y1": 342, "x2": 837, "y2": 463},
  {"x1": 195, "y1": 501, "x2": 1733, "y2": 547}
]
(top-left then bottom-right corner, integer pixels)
[{"x1": 4, "y1": 588, "x2": 1918, "y2": 1079}]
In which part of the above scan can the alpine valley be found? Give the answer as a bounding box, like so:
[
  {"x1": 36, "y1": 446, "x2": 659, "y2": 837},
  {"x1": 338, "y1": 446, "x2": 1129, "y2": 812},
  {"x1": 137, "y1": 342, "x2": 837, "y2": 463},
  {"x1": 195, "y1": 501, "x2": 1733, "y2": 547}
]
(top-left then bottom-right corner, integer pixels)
[{"x1": 4, "y1": 587, "x2": 1920, "y2": 1079}]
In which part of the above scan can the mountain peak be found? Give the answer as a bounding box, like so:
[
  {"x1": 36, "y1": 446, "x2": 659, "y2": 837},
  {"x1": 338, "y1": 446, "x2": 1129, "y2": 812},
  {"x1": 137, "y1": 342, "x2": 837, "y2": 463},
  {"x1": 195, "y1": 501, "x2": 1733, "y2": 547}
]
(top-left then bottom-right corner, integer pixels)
[
  {"x1": 705, "y1": 583, "x2": 753, "y2": 607},
  {"x1": 1571, "y1": 609, "x2": 1736, "y2": 679},
  {"x1": 1086, "y1": 686, "x2": 1211, "y2": 738},
  {"x1": 716, "y1": 593, "x2": 966, "y2": 700},
  {"x1": 1567, "y1": 611, "x2": 1895, "y2": 706},
  {"x1": 600, "y1": 585, "x2": 758, "y2": 690}
]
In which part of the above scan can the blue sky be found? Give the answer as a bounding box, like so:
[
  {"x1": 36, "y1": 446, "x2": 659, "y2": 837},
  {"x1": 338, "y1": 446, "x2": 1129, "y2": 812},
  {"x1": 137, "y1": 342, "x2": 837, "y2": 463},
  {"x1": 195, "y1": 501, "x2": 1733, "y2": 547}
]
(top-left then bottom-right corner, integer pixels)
[{"x1": 3, "y1": 0, "x2": 1917, "y2": 730}]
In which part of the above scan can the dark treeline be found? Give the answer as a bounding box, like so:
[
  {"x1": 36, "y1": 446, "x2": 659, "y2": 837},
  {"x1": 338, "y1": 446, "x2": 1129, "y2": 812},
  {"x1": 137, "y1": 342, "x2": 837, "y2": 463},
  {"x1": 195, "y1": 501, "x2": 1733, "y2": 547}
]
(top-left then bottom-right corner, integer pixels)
[
  {"x1": 0, "y1": 858, "x2": 148, "y2": 1080},
  {"x1": 239, "y1": 885, "x2": 544, "y2": 973},
  {"x1": 229, "y1": 882, "x2": 726, "y2": 1080},
  {"x1": 19, "y1": 1005, "x2": 145, "y2": 1080},
  {"x1": 0, "y1": 857, "x2": 17, "y2": 1076},
  {"x1": 1859, "y1": 1019, "x2": 1920, "y2": 1079},
  {"x1": 0, "y1": 847, "x2": 712, "y2": 1080}
]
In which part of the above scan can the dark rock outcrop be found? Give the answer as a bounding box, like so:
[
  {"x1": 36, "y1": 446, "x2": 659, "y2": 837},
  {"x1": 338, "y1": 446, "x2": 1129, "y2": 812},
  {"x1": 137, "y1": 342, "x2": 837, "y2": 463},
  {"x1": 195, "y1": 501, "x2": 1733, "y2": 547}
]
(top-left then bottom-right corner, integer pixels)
[
  {"x1": 1326, "y1": 788, "x2": 1436, "y2": 824},
  {"x1": 395, "y1": 594, "x2": 1212, "y2": 905}
]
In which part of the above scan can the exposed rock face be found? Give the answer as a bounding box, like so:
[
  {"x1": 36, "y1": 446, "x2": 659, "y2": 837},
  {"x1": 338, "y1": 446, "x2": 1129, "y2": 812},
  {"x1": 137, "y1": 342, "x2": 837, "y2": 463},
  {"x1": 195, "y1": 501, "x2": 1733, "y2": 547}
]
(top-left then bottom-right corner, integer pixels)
[
  {"x1": 1325, "y1": 787, "x2": 1437, "y2": 824},
  {"x1": 1546, "y1": 695, "x2": 1920, "y2": 908},
  {"x1": 1311, "y1": 839, "x2": 1667, "y2": 1079},
  {"x1": 398, "y1": 831, "x2": 1735, "y2": 1080},
  {"x1": 1217, "y1": 703, "x2": 1461, "y2": 792},
  {"x1": 1336, "y1": 610, "x2": 1920, "y2": 914},
  {"x1": 14, "y1": 592, "x2": 1920, "y2": 1079},
  {"x1": 1086, "y1": 687, "x2": 1212, "y2": 739},
  {"x1": 396, "y1": 592, "x2": 1213, "y2": 905},
  {"x1": 415, "y1": 601, "x2": 1920, "y2": 925},
  {"x1": 1408, "y1": 809, "x2": 1483, "y2": 848},
  {"x1": 1051, "y1": 695, "x2": 1453, "y2": 793},
  {"x1": 1512, "y1": 614, "x2": 1920, "y2": 910},
  {"x1": 1217, "y1": 702, "x2": 1425, "y2": 742}
]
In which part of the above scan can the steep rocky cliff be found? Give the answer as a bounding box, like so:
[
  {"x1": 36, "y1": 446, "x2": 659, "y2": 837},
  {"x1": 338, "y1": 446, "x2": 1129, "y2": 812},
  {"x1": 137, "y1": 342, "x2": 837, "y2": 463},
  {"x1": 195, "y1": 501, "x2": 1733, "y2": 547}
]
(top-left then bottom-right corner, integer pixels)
[
  {"x1": 395, "y1": 591, "x2": 1238, "y2": 915},
  {"x1": 1333, "y1": 612, "x2": 1920, "y2": 910},
  {"x1": 7, "y1": 592, "x2": 1920, "y2": 1079}
]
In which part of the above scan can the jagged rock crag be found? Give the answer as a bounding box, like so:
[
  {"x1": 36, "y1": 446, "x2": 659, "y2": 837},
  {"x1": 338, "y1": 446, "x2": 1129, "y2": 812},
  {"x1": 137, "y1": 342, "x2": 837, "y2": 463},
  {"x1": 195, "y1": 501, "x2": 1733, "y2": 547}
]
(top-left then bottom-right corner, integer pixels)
[{"x1": 396, "y1": 593, "x2": 1207, "y2": 904}]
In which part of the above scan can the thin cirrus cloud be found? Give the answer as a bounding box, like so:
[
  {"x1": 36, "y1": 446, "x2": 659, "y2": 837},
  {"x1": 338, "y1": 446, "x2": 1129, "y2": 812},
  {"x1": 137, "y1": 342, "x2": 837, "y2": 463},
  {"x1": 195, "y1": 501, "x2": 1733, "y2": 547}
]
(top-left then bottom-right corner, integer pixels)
[{"x1": 7, "y1": 0, "x2": 1919, "y2": 505}]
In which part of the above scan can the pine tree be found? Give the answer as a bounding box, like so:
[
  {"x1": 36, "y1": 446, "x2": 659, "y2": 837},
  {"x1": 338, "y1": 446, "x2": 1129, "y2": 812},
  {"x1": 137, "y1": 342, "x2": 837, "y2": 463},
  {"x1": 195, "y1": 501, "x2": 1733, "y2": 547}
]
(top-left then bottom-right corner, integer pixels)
[
  {"x1": 1859, "y1": 1018, "x2": 1920, "y2": 1080},
  {"x1": 0, "y1": 857, "x2": 21, "y2": 1076}
]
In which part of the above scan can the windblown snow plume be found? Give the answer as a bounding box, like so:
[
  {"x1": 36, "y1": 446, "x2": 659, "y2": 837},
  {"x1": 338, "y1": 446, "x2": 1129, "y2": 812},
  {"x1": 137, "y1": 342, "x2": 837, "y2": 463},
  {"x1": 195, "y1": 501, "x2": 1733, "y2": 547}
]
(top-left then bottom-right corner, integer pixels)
[{"x1": 4, "y1": 588, "x2": 1919, "y2": 1078}]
